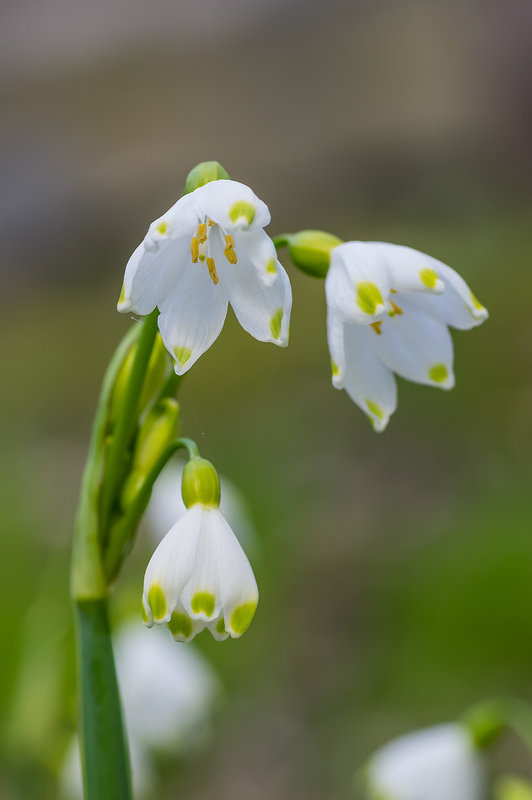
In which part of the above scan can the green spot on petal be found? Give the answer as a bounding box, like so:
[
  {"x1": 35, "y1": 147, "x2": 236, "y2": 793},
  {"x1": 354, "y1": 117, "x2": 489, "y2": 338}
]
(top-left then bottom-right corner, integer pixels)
[
  {"x1": 356, "y1": 282, "x2": 384, "y2": 315},
  {"x1": 228, "y1": 200, "x2": 256, "y2": 226},
  {"x1": 168, "y1": 611, "x2": 193, "y2": 639},
  {"x1": 147, "y1": 584, "x2": 167, "y2": 620},
  {"x1": 216, "y1": 618, "x2": 226, "y2": 634},
  {"x1": 173, "y1": 345, "x2": 192, "y2": 366},
  {"x1": 142, "y1": 606, "x2": 149, "y2": 624},
  {"x1": 156, "y1": 221, "x2": 168, "y2": 234},
  {"x1": 470, "y1": 290, "x2": 485, "y2": 311},
  {"x1": 230, "y1": 602, "x2": 257, "y2": 635},
  {"x1": 266, "y1": 258, "x2": 277, "y2": 275},
  {"x1": 331, "y1": 360, "x2": 339, "y2": 377},
  {"x1": 364, "y1": 398, "x2": 384, "y2": 421},
  {"x1": 428, "y1": 363, "x2": 448, "y2": 383},
  {"x1": 191, "y1": 592, "x2": 216, "y2": 616},
  {"x1": 270, "y1": 308, "x2": 283, "y2": 340},
  {"x1": 118, "y1": 283, "x2": 126, "y2": 305},
  {"x1": 419, "y1": 267, "x2": 439, "y2": 289}
]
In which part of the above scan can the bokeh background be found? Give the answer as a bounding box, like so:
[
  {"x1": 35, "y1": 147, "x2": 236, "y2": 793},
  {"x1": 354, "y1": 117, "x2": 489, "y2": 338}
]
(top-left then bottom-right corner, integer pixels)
[{"x1": 2, "y1": 0, "x2": 532, "y2": 797}]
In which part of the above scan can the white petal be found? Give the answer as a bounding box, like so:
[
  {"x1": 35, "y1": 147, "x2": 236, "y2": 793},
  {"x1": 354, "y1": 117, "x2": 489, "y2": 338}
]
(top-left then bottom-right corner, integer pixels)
[
  {"x1": 209, "y1": 509, "x2": 258, "y2": 638},
  {"x1": 373, "y1": 298, "x2": 455, "y2": 389},
  {"x1": 118, "y1": 239, "x2": 181, "y2": 316},
  {"x1": 432, "y1": 262, "x2": 488, "y2": 329},
  {"x1": 144, "y1": 191, "x2": 200, "y2": 251},
  {"x1": 234, "y1": 227, "x2": 280, "y2": 286},
  {"x1": 226, "y1": 253, "x2": 292, "y2": 346},
  {"x1": 143, "y1": 508, "x2": 202, "y2": 623},
  {"x1": 368, "y1": 242, "x2": 445, "y2": 294},
  {"x1": 181, "y1": 510, "x2": 223, "y2": 622},
  {"x1": 195, "y1": 179, "x2": 270, "y2": 232},
  {"x1": 157, "y1": 260, "x2": 229, "y2": 374},
  {"x1": 342, "y1": 323, "x2": 397, "y2": 432},
  {"x1": 326, "y1": 242, "x2": 390, "y2": 323},
  {"x1": 326, "y1": 308, "x2": 347, "y2": 388}
]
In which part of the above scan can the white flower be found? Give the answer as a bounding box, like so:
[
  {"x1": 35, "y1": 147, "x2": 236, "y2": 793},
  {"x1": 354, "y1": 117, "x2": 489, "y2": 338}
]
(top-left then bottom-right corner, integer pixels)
[
  {"x1": 325, "y1": 242, "x2": 488, "y2": 431},
  {"x1": 118, "y1": 179, "x2": 292, "y2": 374},
  {"x1": 147, "y1": 462, "x2": 258, "y2": 555},
  {"x1": 60, "y1": 621, "x2": 219, "y2": 799},
  {"x1": 143, "y1": 503, "x2": 259, "y2": 643},
  {"x1": 366, "y1": 723, "x2": 484, "y2": 800}
]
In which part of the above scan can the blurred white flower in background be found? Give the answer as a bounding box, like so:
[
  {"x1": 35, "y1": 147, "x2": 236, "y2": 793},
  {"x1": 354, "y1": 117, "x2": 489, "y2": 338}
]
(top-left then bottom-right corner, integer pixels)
[
  {"x1": 60, "y1": 620, "x2": 220, "y2": 799},
  {"x1": 365, "y1": 723, "x2": 484, "y2": 800}
]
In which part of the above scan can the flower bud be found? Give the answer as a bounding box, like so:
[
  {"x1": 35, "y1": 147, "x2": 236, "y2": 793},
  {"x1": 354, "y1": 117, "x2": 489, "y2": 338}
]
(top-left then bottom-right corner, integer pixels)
[
  {"x1": 111, "y1": 333, "x2": 170, "y2": 425},
  {"x1": 282, "y1": 230, "x2": 343, "y2": 278},
  {"x1": 120, "y1": 399, "x2": 180, "y2": 509},
  {"x1": 184, "y1": 161, "x2": 231, "y2": 195},
  {"x1": 181, "y1": 457, "x2": 220, "y2": 509}
]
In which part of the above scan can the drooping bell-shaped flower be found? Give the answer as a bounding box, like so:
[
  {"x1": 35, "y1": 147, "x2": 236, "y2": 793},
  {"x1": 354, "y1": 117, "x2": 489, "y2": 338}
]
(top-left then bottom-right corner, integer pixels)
[
  {"x1": 143, "y1": 458, "x2": 258, "y2": 642},
  {"x1": 365, "y1": 723, "x2": 484, "y2": 800},
  {"x1": 325, "y1": 241, "x2": 488, "y2": 430},
  {"x1": 118, "y1": 179, "x2": 292, "y2": 374}
]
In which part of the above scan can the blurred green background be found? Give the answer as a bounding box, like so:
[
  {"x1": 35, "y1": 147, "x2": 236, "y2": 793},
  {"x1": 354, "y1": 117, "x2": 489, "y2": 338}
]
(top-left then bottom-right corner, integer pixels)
[{"x1": 1, "y1": 0, "x2": 532, "y2": 797}]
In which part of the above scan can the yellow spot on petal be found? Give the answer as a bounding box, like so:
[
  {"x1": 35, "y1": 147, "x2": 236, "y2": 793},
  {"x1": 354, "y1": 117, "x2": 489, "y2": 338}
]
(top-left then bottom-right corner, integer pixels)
[
  {"x1": 197, "y1": 222, "x2": 207, "y2": 243},
  {"x1": 470, "y1": 290, "x2": 485, "y2": 311},
  {"x1": 168, "y1": 611, "x2": 193, "y2": 640},
  {"x1": 419, "y1": 267, "x2": 439, "y2": 288},
  {"x1": 228, "y1": 200, "x2": 256, "y2": 226},
  {"x1": 230, "y1": 602, "x2": 257, "y2": 635},
  {"x1": 365, "y1": 398, "x2": 384, "y2": 421},
  {"x1": 270, "y1": 307, "x2": 283, "y2": 339},
  {"x1": 370, "y1": 321, "x2": 382, "y2": 335},
  {"x1": 156, "y1": 221, "x2": 168, "y2": 235},
  {"x1": 266, "y1": 258, "x2": 277, "y2": 275},
  {"x1": 147, "y1": 584, "x2": 167, "y2": 621},
  {"x1": 331, "y1": 360, "x2": 339, "y2": 377},
  {"x1": 207, "y1": 256, "x2": 219, "y2": 285},
  {"x1": 173, "y1": 345, "x2": 192, "y2": 366},
  {"x1": 191, "y1": 237, "x2": 199, "y2": 263},
  {"x1": 356, "y1": 282, "x2": 384, "y2": 315},
  {"x1": 118, "y1": 283, "x2": 126, "y2": 305},
  {"x1": 428, "y1": 363, "x2": 448, "y2": 383},
  {"x1": 191, "y1": 592, "x2": 216, "y2": 616}
]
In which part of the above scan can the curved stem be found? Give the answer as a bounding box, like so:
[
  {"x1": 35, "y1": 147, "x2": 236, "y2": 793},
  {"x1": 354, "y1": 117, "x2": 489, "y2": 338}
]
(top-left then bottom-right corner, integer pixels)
[{"x1": 272, "y1": 234, "x2": 290, "y2": 249}]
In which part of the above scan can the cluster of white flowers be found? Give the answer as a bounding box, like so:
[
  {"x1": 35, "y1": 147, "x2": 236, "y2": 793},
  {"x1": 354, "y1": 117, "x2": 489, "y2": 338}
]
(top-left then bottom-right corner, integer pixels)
[{"x1": 119, "y1": 177, "x2": 487, "y2": 432}]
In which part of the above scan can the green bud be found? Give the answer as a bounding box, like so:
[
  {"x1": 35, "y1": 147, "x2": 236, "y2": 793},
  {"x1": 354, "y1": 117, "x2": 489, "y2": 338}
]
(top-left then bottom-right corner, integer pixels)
[
  {"x1": 281, "y1": 230, "x2": 343, "y2": 278},
  {"x1": 462, "y1": 702, "x2": 505, "y2": 749},
  {"x1": 182, "y1": 457, "x2": 220, "y2": 509},
  {"x1": 184, "y1": 161, "x2": 231, "y2": 195},
  {"x1": 133, "y1": 398, "x2": 180, "y2": 477},
  {"x1": 110, "y1": 333, "x2": 170, "y2": 425}
]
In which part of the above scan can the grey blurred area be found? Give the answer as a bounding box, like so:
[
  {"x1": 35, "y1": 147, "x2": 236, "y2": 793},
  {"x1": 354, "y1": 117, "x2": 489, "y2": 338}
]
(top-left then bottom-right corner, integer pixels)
[{"x1": 1, "y1": 0, "x2": 531, "y2": 294}]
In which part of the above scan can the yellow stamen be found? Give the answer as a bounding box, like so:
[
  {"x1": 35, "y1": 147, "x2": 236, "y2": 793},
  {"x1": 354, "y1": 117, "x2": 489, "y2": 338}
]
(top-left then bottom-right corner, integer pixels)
[
  {"x1": 191, "y1": 237, "x2": 199, "y2": 263},
  {"x1": 208, "y1": 219, "x2": 215, "y2": 226},
  {"x1": 390, "y1": 288, "x2": 397, "y2": 294},
  {"x1": 207, "y1": 257, "x2": 219, "y2": 285},
  {"x1": 224, "y1": 234, "x2": 237, "y2": 264},
  {"x1": 197, "y1": 223, "x2": 207, "y2": 243},
  {"x1": 389, "y1": 300, "x2": 403, "y2": 316},
  {"x1": 370, "y1": 321, "x2": 382, "y2": 335}
]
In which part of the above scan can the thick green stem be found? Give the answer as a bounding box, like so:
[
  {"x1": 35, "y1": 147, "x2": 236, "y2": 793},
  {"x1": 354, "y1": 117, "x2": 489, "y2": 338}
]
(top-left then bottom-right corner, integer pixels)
[{"x1": 75, "y1": 598, "x2": 131, "y2": 800}]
